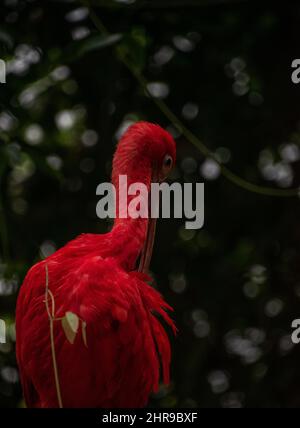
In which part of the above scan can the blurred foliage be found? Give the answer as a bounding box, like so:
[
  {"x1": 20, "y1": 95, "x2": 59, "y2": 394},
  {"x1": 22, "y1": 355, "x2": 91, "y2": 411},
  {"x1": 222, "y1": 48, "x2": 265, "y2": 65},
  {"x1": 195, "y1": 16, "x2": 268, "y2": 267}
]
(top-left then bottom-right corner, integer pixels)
[{"x1": 0, "y1": 0, "x2": 300, "y2": 408}]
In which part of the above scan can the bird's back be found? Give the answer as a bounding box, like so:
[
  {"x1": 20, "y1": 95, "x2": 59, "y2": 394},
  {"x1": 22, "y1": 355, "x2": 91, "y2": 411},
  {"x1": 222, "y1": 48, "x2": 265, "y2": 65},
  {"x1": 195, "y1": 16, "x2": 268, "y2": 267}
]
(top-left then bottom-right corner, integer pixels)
[{"x1": 16, "y1": 233, "x2": 175, "y2": 407}]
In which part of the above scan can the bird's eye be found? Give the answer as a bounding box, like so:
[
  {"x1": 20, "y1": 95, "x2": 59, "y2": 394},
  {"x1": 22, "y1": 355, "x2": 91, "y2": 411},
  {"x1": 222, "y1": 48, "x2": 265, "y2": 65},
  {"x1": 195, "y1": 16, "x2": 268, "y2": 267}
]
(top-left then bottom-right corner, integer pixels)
[
  {"x1": 163, "y1": 155, "x2": 173, "y2": 169},
  {"x1": 160, "y1": 154, "x2": 173, "y2": 180}
]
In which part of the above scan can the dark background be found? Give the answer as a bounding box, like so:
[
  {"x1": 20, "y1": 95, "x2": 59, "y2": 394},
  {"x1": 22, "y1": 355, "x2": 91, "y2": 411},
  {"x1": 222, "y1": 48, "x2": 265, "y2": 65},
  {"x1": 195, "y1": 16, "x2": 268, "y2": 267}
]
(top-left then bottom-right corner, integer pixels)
[{"x1": 0, "y1": 0, "x2": 300, "y2": 408}]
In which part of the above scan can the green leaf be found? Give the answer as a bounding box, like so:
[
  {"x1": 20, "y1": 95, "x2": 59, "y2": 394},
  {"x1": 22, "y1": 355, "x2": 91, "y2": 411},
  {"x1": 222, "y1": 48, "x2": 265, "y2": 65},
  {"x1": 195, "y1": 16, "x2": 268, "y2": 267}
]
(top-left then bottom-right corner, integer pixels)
[
  {"x1": 67, "y1": 33, "x2": 123, "y2": 62},
  {"x1": 62, "y1": 311, "x2": 79, "y2": 344},
  {"x1": 117, "y1": 27, "x2": 148, "y2": 72},
  {"x1": 0, "y1": 30, "x2": 14, "y2": 51}
]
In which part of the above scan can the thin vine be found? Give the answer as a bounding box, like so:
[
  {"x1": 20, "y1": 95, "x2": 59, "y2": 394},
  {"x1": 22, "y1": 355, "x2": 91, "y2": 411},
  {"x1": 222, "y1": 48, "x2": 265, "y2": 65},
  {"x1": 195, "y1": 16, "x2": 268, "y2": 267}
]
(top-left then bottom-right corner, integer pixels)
[
  {"x1": 44, "y1": 264, "x2": 63, "y2": 408},
  {"x1": 84, "y1": 1, "x2": 299, "y2": 198},
  {"x1": 43, "y1": 264, "x2": 88, "y2": 407}
]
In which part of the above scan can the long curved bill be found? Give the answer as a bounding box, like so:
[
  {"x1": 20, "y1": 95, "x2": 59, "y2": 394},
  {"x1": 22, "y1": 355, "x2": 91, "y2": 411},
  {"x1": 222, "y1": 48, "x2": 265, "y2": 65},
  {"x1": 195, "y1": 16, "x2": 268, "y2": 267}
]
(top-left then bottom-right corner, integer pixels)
[
  {"x1": 138, "y1": 166, "x2": 159, "y2": 273},
  {"x1": 138, "y1": 216, "x2": 157, "y2": 274}
]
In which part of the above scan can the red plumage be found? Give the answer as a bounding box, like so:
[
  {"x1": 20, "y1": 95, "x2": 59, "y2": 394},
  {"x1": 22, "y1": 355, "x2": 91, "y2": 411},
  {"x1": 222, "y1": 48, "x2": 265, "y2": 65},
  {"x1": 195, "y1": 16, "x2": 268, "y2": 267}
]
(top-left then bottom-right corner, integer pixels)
[{"x1": 16, "y1": 122, "x2": 176, "y2": 408}]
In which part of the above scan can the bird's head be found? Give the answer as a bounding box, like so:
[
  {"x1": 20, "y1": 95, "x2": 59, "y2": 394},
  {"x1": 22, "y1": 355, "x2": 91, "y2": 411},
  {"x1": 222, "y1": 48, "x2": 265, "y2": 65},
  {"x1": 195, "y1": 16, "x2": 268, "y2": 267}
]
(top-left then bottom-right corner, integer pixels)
[
  {"x1": 112, "y1": 121, "x2": 176, "y2": 184},
  {"x1": 112, "y1": 121, "x2": 176, "y2": 273}
]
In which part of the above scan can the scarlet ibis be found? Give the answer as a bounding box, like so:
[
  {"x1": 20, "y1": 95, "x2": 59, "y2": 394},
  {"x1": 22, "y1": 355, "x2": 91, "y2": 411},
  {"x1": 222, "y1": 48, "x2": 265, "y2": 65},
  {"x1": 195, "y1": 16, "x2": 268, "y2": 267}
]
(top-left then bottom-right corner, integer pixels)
[{"x1": 16, "y1": 122, "x2": 176, "y2": 408}]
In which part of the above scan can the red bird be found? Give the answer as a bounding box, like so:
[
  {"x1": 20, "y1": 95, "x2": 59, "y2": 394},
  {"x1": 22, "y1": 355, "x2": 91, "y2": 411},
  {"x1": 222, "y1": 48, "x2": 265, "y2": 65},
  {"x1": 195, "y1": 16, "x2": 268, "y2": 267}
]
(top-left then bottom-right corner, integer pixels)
[{"x1": 16, "y1": 122, "x2": 176, "y2": 408}]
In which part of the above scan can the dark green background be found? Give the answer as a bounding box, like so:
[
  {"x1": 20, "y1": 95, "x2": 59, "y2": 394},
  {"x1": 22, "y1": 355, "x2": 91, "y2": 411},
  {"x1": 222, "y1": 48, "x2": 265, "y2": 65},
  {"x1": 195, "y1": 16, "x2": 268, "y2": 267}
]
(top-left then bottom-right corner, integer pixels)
[{"x1": 0, "y1": 0, "x2": 300, "y2": 408}]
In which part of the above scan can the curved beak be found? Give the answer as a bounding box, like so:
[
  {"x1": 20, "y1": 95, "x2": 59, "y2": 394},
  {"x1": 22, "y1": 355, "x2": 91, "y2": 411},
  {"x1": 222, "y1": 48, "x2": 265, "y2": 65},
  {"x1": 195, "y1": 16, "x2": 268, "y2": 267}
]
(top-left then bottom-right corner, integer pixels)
[
  {"x1": 138, "y1": 216, "x2": 157, "y2": 274},
  {"x1": 138, "y1": 165, "x2": 159, "y2": 274}
]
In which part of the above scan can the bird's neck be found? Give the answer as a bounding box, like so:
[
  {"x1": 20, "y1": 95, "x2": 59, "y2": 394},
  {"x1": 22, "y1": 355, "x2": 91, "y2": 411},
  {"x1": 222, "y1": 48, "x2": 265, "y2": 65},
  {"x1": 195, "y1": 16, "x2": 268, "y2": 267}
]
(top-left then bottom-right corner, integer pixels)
[{"x1": 110, "y1": 160, "x2": 152, "y2": 271}]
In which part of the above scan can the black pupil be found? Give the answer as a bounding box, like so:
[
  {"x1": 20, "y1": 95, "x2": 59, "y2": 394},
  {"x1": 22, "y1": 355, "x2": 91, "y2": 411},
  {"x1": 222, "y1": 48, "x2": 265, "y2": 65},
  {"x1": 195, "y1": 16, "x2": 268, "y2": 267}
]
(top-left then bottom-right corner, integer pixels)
[{"x1": 164, "y1": 157, "x2": 172, "y2": 167}]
